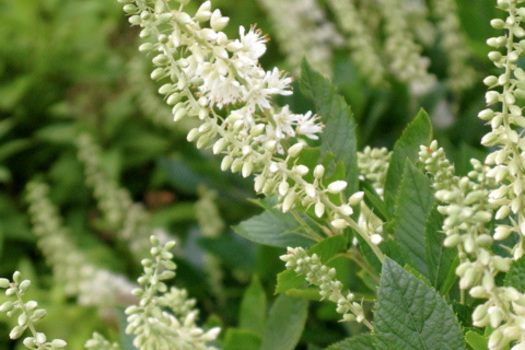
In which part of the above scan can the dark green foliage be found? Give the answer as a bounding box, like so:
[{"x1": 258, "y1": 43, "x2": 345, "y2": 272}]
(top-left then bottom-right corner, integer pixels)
[
  {"x1": 384, "y1": 109, "x2": 433, "y2": 210},
  {"x1": 299, "y1": 60, "x2": 360, "y2": 196},
  {"x1": 374, "y1": 259, "x2": 465, "y2": 350},
  {"x1": 324, "y1": 334, "x2": 376, "y2": 350},
  {"x1": 261, "y1": 295, "x2": 308, "y2": 350},
  {"x1": 504, "y1": 256, "x2": 525, "y2": 292}
]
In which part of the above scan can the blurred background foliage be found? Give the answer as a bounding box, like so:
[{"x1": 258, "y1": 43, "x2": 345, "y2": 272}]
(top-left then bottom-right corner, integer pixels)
[{"x1": 0, "y1": 0, "x2": 507, "y2": 348}]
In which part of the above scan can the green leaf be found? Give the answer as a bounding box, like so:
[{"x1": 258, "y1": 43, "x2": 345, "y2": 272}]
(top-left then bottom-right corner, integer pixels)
[
  {"x1": 261, "y1": 294, "x2": 308, "y2": 350},
  {"x1": 233, "y1": 198, "x2": 316, "y2": 248},
  {"x1": 306, "y1": 234, "x2": 348, "y2": 261},
  {"x1": 276, "y1": 235, "x2": 348, "y2": 294},
  {"x1": 361, "y1": 180, "x2": 391, "y2": 222},
  {"x1": 325, "y1": 334, "x2": 376, "y2": 350},
  {"x1": 379, "y1": 239, "x2": 414, "y2": 269},
  {"x1": 465, "y1": 331, "x2": 488, "y2": 350},
  {"x1": 374, "y1": 258, "x2": 465, "y2": 350},
  {"x1": 0, "y1": 139, "x2": 31, "y2": 162},
  {"x1": 356, "y1": 233, "x2": 382, "y2": 275},
  {"x1": 299, "y1": 59, "x2": 359, "y2": 195},
  {"x1": 0, "y1": 119, "x2": 14, "y2": 140},
  {"x1": 425, "y1": 207, "x2": 458, "y2": 294},
  {"x1": 384, "y1": 109, "x2": 433, "y2": 211},
  {"x1": 276, "y1": 269, "x2": 307, "y2": 294},
  {"x1": 392, "y1": 160, "x2": 435, "y2": 278},
  {"x1": 282, "y1": 288, "x2": 323, "y2": 300},
  {"x1": 35, "y1": 123, "x2": 79, "y2": 144},
  {"x1": 224, "y1": 329, "x2": 261, "y2": 350},
  {"x1": 504, "y1": 255, "x2": 525, "y2": 292},
  {"x1": 198, "y1": 234, "x2": 256, "y2": 272},
  {"x1": 240, "y1": 276, "x2": 267, "y2": 336}
]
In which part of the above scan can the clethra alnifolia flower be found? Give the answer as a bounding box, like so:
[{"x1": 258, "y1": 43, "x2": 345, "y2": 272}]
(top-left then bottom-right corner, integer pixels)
[{"x1": 118, "y1": 0, "x2": 384, "y2": 259}]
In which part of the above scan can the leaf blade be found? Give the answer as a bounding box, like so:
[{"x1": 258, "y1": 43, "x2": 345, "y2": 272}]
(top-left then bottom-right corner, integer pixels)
[
  {"x1": 374, "y1": 258, "x2": 465, "y2": 350},
  {"x1": 392, "y1": 161, "x2": 435, "y2": 278},
  {"x1": 504, "y1": 255, "x2": 525, "y2": 292},
  {"x1": 261, "y1": 295, "x2": 308, "y2": 350},
  {"x1": 324, "y1": 334, "x2": 376, "y2": 350},
  {"x1": 300, "y1": 59, "x2": 359, "y2": 195},
  {"x1": 240, "y1": 276, "x2": 267, "y2": 336},
  {"x1": 233, "y1": 198, "x2": 316, "y2": 248},
  {"x1": 384, "y1": 109, "x2": 433, "y2": 211},
  {"x1": 424, "y1": 207, "x2": 458, "y2": 294}
]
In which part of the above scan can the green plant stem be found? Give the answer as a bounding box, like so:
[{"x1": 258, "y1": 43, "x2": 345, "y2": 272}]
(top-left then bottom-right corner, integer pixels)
[
  {"x1": 343, "y1": 249, "x2": 380, "y2": 282},
  {"x1": 15, "y1": 289, "x2": 43, "y2": 350},
  {"x1": 290, "y1": 210, "x2": 324, "y2": 241}
]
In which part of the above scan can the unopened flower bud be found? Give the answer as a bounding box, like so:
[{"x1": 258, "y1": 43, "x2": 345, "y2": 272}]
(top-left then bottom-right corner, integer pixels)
[
  {"x1": 220, "y1": 155, "x2": 233, "y2": 171},
  {"x1": 348, "y1": 191, "x2": 364, "y2": 206},
  {"x1": 282, "y1": 193, "x2": 296, "y2": 212},
  {"x1": 469, "y1": 286, "x2": 488, "y2": 298},
  {"x1": 254, "y1": 175, "x2": 265, "y2": 193},
  {"x1": 331, "y1": 219, "x2": 348, "y2": 229},
  {"x1": 231, "y1": 158, "x2": 243, "y2": 173},
  {"x1": 194, "y1": 1, "x2": 212, "y2": 22},
  {"x1": 242, "y1": 161, "x2": 253, "y2": 177},
  {"x1": 279, "y1": 181, "x2": 290, "y2": 196},
  {"x1": 494, "y1": 225, "x2": 513, "y2": 240},
  {"x1": 327, "y1": 181, "x2": 347, "y2": 194},
  {"x1": 313, "y1": 165, "x2": 325, "y2": 178},
  {"x1": 478, "y1": 108, "x2": 495, "y2": 120},
  {"x1": 488, "y1": 51, "x2": 502, "y2": 62},
  {"x1": 315, "y1": 202, "x2": 325, "y2": 217},
  {"x1": 304, "y1": 184, "x2": 316, "y2": 198},
  {"x1": 339, "y1": 205, "x2": 353, "y2": 216},
  {"x1": 293, "y1": 165, "x2": 309, "y2": 176},
  {"x1": 490, "y1": 19, "x2": 505, "y2": 30},
  {"x1": 443, "y1": 234, "x2": 462, "y2": 247},
  {"x1": 210, "y1": 9, "x2": 229, "y2": 31},
  {"x1": 288, "y1": 142, "x2": 304, "y2": 158},
  {"x1": 472, "y1": 303, "x2": 489, "y2": 325},
  {"x1": 488, "y1": 306, "x2": 504, "y2": 328},
  {"x1": 485, "y1": 91, "x2": 500, "y2": 105}
]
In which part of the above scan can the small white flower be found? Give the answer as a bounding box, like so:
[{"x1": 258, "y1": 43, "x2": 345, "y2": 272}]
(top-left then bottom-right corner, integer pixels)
[
  {"x1": 295, "y1": 111, "x2": 323, "y2": 140},
  {"x1": 237, "y1": 26, "x2": 267, "y2": 61}
]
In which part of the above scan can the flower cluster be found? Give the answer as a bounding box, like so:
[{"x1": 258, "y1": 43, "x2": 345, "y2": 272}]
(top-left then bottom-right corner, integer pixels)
[
  {"x1": 420, "y1": 2, "x2": 525, "y2": 347},
  {"x1": 431, "y1": 0, "x2": 476, "y2": 92},
  {"x1": 357, "y1": 146, "x2": 392, "y2": 196},
  {"x1": 419, "y1": 142, "x2": 506, "y2": 289},
  {"x1": 195, "y1": 186, "x2": 225, "y2": 298},
  {"x1": 405, "y1": 0, "x2": 436, "y2": 44},
  {"x1": 117, "y1": 0, "x2": 384, "y2": 260},
  {"x1": 85, "y1": 332, "x2": 120, "y2": 350},
  {"x1": 468, "y1": 1, "x2": 525, "y2": 347},
  {"x1": 378, "y1": 0, "x2": 436, "y2": 95},
  {"x1": 125, "y1": 235, "x2": 220, "y2": 350},
  {"x1": 280, "y1": 247, "x2": 371, "y2": 328},
  {"x1": 77, "y1": 133, "x2": 168, "y2": 258},
  {"x1": 195, "y1": 186, "x2": 224, "y2": 238},
  {"x1": 326, "y1": 0, "x2": 385, "y2": 86},
  {"x1": 0, "y1": 272, "x2": 67, "y2": 350},
  {"x1": 257, "y1": 0, "x2": 343, "y2": 77},
  {"x1": 25, "y1": 180, "x2": 135, "y2": 306},
  {"x1": 420, "y1": 141, "x2": 525, "y2": 350},
  {"x1": 480, "y1": 0, "x2": 525, "y2": 259}
]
